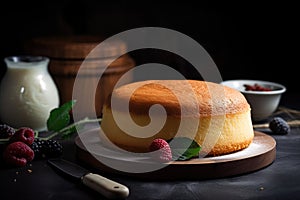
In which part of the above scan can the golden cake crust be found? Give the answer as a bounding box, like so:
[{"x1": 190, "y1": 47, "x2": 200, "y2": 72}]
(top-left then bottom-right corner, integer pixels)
[{"x1": 106, "y1": 80, "x2": 250, "y2": 117}]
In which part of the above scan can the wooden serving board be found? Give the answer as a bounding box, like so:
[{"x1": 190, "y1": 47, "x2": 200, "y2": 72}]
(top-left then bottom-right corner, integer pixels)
[{"x1": 75, "y1": 129, "x2": 276, "y2": 180}]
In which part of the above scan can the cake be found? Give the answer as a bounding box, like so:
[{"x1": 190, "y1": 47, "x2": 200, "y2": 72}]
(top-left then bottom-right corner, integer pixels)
[{"x1": 100, "y1": 80, "x2": 254, "y2": 156}]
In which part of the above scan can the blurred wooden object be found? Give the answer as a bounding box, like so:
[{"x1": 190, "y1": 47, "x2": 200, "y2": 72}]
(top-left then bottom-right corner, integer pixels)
[{"x1": 24, "y1": 35, "x2": 135, "y2": 118}]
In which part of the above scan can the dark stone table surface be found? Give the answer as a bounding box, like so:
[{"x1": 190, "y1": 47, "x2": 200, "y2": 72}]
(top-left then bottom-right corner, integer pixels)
[{"x1": 1, "y1": 92, "x2": 300, "y2": 200}]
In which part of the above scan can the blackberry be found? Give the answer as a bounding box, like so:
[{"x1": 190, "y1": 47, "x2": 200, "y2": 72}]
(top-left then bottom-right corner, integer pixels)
[
  {"x1": 30, "y1": 138, "x2": 45, "y2": 159},
  {"x1": 0, "y1": 124, "x2": 16, "y2": 139},
  {"x1": 269, "y1": 117, "x2": 290, "y2": 135},
  {"x1": 42, "y1": 139, "x2": 63, "y2": 158}
]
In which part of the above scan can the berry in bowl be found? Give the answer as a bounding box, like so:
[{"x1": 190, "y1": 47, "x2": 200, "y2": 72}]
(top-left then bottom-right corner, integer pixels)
[{"x1": 220, "y1": 79, "x2": 286, "y2": 122}]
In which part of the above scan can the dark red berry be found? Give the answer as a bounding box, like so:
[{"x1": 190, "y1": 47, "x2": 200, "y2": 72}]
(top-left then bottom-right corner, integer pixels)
[
  {"x1": 9, "y1": 127, "x2": 35, "y2": 145},
  {"x1": 244, "y1": 84, "x2": 272, "y2": 91},
  {"x1": 149, "y1": 138, "x2": 172, "y2": 162},
  {"x1": 0, "y1": 124, "x2": 16, "y2": 139},
  {"x1": 3, "y1": 141, "x2": 34, "y2": 167}
]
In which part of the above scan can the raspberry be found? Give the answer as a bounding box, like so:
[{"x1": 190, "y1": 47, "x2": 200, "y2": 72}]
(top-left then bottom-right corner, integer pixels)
[
  {"x1": 244, "y1": 84, "x2": 272, "y2": 91},
  {"x1": 3, "y1": 141, "x2": 34, "y2": 167},
  {"x1": 9, "y1": 127, "x2": 35, "y2": 145},
  {"x1": 42, "y1": 139, "x2": 63, "y2": 158},
  {"x1": 149, "y1": 138, "x2": 172, "y2": 162},
  {"x1": 269, "y1": 117, "x2": 290, "y2": 135},
  {"x1": 0, "y1": 124, "x2": 16, "y2": 139}
]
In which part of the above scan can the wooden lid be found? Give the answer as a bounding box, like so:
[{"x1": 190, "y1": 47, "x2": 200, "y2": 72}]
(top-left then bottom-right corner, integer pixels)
[{"x1": 24, "y1": 35, "x2": 128, "y2": 59}]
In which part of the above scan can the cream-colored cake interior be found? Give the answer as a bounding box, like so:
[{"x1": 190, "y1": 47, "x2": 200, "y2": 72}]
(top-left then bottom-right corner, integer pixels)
[{"x1": 100, "y1": 107, "x2": 254, "y2": 156}]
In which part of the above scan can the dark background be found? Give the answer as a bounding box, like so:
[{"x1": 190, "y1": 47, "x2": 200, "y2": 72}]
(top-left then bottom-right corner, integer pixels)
[{"x1": 0, "y1": 1, "x2": 297, "y2": 93}]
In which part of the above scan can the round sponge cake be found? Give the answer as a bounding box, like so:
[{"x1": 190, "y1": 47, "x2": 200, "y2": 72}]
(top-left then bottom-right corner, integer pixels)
[{"x1": 100, "y1": 80, "x2": 254, "y2": 156}]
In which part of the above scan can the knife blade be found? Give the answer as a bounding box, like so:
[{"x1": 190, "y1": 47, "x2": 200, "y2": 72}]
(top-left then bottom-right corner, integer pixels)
[{"x1": 47, "y1": 158, "x2": 129, "y2": 199}]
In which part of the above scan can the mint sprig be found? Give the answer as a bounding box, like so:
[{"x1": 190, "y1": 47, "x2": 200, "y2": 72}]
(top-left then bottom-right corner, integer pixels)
[
  {"x1": 168, "y1": 137, "x2": 201, "y2": 161},
  {"x1": 43, "y1": 100, "x2": 101, "y2": 140},
  {"x1": 47, "y1": 100, "x2": 76, "y2": 132},
  {"x1": 43, "y1": 117, "x2": 102, "y2": 140}
]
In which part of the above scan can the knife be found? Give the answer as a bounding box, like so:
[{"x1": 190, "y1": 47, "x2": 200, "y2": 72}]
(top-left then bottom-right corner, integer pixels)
[{"x1": 47, "y1": 158, "x2": 129, "y2": 199}]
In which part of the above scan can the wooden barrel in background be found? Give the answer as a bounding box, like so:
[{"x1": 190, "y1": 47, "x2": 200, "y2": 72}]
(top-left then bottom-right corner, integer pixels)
[{"x1": 24, "y1": 35, "x2": 135, "y2": 118}]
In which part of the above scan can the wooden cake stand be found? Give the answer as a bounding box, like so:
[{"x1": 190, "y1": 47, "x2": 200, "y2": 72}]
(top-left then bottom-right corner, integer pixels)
[{"x1": 75, "y1": 129, "x2": 276, "y2": 180}]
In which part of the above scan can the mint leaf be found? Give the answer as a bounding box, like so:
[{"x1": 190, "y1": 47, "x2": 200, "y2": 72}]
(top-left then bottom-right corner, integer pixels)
[
  {"x1": 47, "y1": 100, "x2": 76, "y2": 132},
  {"x1": 167, "y1": 137, "x2": 201, "y2": 161},
  {"x1": 61, "y1": 123, "x2": 84, "y2": 139}
]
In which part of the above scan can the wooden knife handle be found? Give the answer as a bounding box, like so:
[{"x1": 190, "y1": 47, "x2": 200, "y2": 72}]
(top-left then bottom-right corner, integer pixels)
[{"x1": 82, "y1": 173, "x2": 129, "y2": 199}]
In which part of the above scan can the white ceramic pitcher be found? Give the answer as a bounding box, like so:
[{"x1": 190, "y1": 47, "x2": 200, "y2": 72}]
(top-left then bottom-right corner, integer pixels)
[{"x1": 0, "y1": 56, "x2": 60, "y2": 131}]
